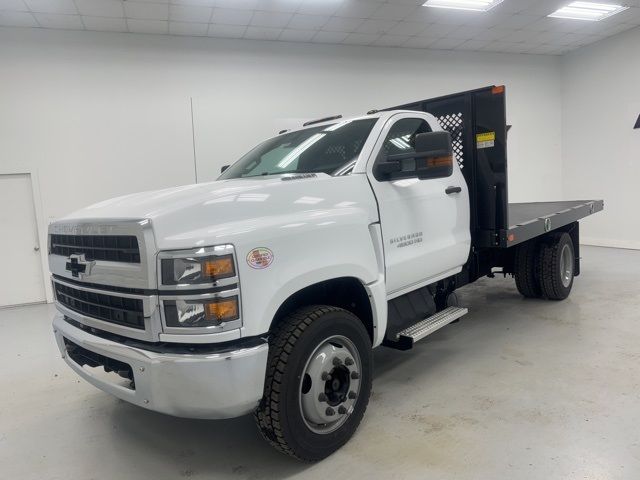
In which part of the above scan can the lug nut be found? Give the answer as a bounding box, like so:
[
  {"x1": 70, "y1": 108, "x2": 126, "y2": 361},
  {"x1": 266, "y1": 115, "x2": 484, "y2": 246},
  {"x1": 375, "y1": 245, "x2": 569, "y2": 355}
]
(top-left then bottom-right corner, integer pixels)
[
  {"x1": 348, "y1": 391, "x2": 357, "y2": 400},
  {"x1": 351, "y1": 371, "x2": 360, "y2": 380},
  {"x1": 338, "y1": 406, "x2": 347, "y2": 415},
  {"x1": 333, "y1": 357, "x2": 343, "y2": 366},
  {"x1": 345, "y1": 357, "x2": 354, "y2": 366},
  {"x1": 321, "y1": 371, "x2": 331, "y2": 381},
  {"x1": 318, "y1": 393, "x2": 328, "y2": 402},
  {"x1": 325, "y1": 407, "x2": 335, "y2": 416}
]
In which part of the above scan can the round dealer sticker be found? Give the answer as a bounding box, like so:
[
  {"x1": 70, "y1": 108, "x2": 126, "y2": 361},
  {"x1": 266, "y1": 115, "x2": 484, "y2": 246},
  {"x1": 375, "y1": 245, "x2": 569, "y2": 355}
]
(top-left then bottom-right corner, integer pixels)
[{"x1": 246, "y1": 247, "x2": 274, "y2": 269}]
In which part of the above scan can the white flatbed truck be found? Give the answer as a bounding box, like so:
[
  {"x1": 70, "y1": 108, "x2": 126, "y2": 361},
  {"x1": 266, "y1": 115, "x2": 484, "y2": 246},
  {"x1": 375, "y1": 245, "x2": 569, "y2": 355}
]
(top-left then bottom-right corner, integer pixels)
[{"x1": 49, "y1": 86, "x2": 603, "y2": 461}]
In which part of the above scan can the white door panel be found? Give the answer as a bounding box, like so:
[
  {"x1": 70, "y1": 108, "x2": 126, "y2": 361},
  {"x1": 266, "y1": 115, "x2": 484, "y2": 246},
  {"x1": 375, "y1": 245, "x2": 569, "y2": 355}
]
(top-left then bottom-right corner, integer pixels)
[
  {"x1": 367, "y1": 114, "x2": 471, "y2": 295},
  {"x1": 0, "y1": 174, "x2": 46, "y2": 307}
]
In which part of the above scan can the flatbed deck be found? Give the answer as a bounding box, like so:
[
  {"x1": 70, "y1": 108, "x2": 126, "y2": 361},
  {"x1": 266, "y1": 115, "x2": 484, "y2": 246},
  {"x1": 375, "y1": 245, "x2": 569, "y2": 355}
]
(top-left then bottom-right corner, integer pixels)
[{"x1": 503, "y1": 200, "x2": 604, "y2": 248}]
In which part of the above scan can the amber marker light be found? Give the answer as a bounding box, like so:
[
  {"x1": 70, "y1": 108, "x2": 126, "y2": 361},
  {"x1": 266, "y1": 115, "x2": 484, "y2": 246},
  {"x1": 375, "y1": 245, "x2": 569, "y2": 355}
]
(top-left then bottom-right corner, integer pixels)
[
  {"x1": 427, "y1": 156, "x2": 453, "y2": 168},
  {"x1": 204, "y1": 297, "x2": 240, "y2": 323},
  {"x1": 203, "y1": 255, "x2": 235, "y2": 280}
]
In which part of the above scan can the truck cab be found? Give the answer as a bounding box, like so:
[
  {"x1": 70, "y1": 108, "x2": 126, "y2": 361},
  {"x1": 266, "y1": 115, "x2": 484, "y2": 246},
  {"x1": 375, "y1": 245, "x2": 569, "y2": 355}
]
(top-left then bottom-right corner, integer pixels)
[{"x1": 49, "y1": 86, "x2": 602, "y2": 461}]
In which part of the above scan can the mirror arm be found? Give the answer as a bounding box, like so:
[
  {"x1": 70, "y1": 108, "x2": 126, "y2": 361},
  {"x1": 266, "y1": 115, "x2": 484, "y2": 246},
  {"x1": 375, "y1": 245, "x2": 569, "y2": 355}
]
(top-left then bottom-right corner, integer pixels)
[
  {"x1": 386, "y1": 152, "x2": 417, "y2": 162},
  {"x1": 374, "y1": 160, "x2": 402, "y2": 179}
]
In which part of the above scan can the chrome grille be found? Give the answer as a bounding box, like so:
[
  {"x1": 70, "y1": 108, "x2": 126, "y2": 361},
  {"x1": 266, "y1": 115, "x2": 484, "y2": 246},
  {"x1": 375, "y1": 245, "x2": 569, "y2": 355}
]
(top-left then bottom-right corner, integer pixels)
[
  {"x1": 50, "y1": 234, "x2": 140, "y2": 263},
  {"x1": 54, "y1": 282, "x2": 145, "y2": 330}
]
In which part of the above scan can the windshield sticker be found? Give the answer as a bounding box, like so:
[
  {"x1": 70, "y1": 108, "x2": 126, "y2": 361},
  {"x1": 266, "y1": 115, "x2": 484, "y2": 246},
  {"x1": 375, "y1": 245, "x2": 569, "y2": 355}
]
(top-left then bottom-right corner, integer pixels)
[
  {"x1": 247, "y1": 247, "x2": 274, "y2": 269},
  {"x1": 476, "y1": 132, "x2": 495, "y2": 149}
]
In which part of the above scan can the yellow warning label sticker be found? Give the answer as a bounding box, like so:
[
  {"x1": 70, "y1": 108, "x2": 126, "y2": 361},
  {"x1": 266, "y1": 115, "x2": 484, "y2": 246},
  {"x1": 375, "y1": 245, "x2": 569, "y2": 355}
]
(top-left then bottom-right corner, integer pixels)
[{"x1": 476, "y1": 132, "x2": 496, "y2": 149}]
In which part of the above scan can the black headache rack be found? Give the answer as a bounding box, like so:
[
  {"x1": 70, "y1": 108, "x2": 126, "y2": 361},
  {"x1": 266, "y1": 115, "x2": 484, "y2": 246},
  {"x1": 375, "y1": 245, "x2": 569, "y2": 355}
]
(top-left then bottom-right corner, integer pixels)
[{"x1": 383, "y1": 85, "x2": 603, "y2": 283}]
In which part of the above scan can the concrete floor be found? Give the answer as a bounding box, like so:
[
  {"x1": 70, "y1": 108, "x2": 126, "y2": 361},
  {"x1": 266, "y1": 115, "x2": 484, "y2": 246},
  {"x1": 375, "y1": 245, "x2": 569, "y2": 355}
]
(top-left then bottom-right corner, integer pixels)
[{"x1": 1, "y1": 245, "x2": 639, "y2": 480}]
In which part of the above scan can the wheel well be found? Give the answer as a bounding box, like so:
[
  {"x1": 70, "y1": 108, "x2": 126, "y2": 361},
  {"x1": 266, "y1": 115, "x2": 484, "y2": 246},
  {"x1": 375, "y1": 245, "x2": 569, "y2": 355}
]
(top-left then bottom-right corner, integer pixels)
[
  {"x1": 270, "y1": 277, "x2": 374, "y2": 341},
  {"x1": 501, "y1": 221, "x2": 580, "y2": 275}
]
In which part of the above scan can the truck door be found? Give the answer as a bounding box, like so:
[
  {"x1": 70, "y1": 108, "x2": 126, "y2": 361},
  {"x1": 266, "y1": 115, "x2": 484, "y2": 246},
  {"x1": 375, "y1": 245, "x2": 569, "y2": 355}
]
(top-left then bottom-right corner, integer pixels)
[{"x1": 367, "y1": 114, "x2": 471, "y2": 297}]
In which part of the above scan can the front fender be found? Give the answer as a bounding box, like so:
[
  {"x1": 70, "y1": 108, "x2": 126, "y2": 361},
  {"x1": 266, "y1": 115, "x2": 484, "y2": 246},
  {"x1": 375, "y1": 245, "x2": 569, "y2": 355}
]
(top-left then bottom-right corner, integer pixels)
[{"x1": 235, "y1": 209, "x2": 385, "y2": 343}]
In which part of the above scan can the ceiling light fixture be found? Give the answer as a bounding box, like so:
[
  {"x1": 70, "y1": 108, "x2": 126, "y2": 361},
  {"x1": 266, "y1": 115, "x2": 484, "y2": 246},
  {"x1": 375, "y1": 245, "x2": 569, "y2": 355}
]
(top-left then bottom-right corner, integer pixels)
[
  {"x1": 548, "y1": 1, "x2": 628, "y2": 21},
  {"x1": 422, "y1": 0, "x2": 504, "y2": 12}
]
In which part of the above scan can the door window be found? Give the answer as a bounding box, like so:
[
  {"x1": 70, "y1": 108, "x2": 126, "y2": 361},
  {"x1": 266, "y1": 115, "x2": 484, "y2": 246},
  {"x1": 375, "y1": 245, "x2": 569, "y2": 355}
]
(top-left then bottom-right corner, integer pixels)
[
  {"x1": 375, "y1": 117, "x2": 446, "y2": 181},
  {"x1": 382, "y1": 118, "x2": 432, "y2": 156}
]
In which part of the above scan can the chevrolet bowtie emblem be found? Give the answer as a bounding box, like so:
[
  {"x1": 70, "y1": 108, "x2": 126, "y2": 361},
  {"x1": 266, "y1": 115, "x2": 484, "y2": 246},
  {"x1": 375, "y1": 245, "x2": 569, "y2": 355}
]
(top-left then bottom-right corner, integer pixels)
[{"x1": 66, "y1": 254, "x2": 95, "y2": 278}]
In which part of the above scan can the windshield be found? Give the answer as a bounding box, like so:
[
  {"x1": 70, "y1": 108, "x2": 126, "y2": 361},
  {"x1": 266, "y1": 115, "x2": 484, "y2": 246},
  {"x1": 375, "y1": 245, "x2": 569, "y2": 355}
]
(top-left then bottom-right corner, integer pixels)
[{"x1": 219, "y1": 118, "x2": 378, "y2": 179}]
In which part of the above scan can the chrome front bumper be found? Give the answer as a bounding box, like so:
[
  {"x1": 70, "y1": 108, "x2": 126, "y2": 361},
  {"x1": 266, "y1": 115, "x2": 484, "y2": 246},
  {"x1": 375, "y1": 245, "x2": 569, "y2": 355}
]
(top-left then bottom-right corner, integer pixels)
[{"x1": 53, "y1": 314, "x2": 268, "y2": 419}]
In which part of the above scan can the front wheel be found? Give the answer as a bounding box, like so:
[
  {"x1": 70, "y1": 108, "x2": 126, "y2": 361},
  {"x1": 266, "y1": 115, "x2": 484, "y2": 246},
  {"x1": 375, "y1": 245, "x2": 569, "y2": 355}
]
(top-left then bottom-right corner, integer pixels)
[{"x1": 255, "y1": 306, "x2": 372, "y2": 461}]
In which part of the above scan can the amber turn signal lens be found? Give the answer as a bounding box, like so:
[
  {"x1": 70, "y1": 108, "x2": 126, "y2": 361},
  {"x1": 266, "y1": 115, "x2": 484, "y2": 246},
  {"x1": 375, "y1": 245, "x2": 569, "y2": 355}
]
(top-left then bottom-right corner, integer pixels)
[
  {"x1": 426, "y1": 156, "x2": 453, "y2": 168},
  {"x1": 203, "y1": 255, "x2": 235, "y2": 280},
  {"x1": 204, "y1": 297, "x2": 239, "y2": 322}
]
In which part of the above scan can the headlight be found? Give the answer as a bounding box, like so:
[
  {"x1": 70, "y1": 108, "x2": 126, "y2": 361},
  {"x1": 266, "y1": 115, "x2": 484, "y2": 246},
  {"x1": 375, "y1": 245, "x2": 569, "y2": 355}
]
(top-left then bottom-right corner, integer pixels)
[
  {"x1": 158, "y1": 245, "x2": 242, "y2": 334},
  {"x1": 164, "y1": 296, "x2": 240, "y2": 328},
  {"x1": 159, "y1": 245, "x2": 236, "y2": 286}
]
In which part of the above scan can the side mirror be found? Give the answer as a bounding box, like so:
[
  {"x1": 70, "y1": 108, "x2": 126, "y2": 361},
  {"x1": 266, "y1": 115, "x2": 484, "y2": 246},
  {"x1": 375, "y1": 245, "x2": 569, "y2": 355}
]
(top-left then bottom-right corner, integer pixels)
[
  {"x1": 374, "y1": 131, "x2": 453, "y2": 181},
  {"x1": 220, "y1": 165, "x2": 230, "y2": 173},
  {"x1": 414, "y1": 131, "x2": 453, "y2": 180}
]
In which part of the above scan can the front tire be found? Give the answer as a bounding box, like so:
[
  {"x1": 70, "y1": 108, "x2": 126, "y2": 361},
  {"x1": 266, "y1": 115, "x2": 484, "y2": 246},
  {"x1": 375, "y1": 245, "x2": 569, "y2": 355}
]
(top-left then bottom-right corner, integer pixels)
[{"x1": 255, "y1": 306, "x2": 372, "y2": 461}]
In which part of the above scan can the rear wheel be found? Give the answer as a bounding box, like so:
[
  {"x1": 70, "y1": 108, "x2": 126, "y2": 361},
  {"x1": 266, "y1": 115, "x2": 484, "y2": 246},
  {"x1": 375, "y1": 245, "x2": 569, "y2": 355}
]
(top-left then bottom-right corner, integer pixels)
[
  {"x1": 514, "y1": 239, "x2": 542, "y2": 298},
  {"x1": 538, "y1": 232, "x2": 575, "y2": 300},
  {"x1": 255, "y1": 306, "x2": 372, "y2": 461}
]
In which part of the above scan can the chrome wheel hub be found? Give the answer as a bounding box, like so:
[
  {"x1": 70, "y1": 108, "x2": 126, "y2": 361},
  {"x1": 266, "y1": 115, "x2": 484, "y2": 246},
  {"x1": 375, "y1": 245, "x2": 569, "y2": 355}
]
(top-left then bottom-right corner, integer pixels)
[
  {"x1": 299, "y1": 335, "x2": 361, "y2": 434},
  {"x1": 560, "y1": 243, "x2": 574, "y2": 288}
]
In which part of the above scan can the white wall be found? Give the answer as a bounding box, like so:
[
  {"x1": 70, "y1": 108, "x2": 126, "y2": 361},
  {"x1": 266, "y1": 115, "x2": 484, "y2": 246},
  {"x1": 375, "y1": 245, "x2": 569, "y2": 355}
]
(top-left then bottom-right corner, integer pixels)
[
  {"x1": 562, "y1": 26, "x2": 640, "y2": 250},
  {"x1": 189, "y1": 39, "x2": 564, "y2": 193},
  {"x1": 0, "y1": 27, "x2": 564, "y2": 301}
]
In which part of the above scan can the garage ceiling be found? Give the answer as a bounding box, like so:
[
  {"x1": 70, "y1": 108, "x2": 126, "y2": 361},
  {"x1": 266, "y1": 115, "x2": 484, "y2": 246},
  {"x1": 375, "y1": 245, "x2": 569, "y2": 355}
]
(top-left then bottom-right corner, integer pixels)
[{"x1": 1, "y1": 0, "x2": 639, "y2": 54}]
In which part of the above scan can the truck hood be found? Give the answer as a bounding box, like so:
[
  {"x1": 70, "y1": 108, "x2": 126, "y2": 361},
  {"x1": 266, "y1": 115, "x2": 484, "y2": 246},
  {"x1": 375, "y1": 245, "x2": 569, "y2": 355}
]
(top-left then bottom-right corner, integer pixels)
[{"x1": 58, "y1": 174, "x2": 378, "y2": 250}]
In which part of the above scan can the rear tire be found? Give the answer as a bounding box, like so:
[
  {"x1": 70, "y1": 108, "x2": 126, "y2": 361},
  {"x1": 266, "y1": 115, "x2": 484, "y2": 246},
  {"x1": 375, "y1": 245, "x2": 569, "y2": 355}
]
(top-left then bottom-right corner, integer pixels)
[
  {"x1": 538, "y1": 232, "x2": 575, "y2": 300},
  {"x1": 514, "y1": 240, "x2": 542, "y2": 298},
  {"x1": 255, "y1": 306, "x2": 372, "y2": 461}
]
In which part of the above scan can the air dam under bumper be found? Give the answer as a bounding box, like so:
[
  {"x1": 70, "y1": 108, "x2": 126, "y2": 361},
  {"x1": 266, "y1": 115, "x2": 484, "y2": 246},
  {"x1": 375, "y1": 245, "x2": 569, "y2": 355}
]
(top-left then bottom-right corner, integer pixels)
[{"x1": 52, "y1": 314, "x2": 269, "y2": 419}]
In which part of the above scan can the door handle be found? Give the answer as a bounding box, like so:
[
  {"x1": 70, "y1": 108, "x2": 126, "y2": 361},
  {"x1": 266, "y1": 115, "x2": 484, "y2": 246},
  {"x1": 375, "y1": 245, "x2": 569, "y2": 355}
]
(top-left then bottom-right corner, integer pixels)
[{"x1": 445, "y1": 186, "x2": 462, "y2": 195}]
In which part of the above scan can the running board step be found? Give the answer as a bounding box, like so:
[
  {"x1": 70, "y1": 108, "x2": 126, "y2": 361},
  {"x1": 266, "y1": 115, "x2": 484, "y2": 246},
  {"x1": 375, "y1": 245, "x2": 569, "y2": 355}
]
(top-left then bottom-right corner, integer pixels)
[{"x1": 387, "y1": 306, "x2": 468, "y2": 350}]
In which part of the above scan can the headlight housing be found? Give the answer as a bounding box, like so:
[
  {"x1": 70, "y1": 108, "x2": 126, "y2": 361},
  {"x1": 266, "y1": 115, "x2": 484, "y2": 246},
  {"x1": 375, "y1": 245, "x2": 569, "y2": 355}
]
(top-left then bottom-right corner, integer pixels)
[
  {"x1": 157, "y1": 245, "x2": 241, "y2": 333},
  {"x1": 161, "y1": 250, "x2": 236, "y2": 286},
  {"x1": 164, "y1": 296, "x2": 240, "y2": 328}
]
